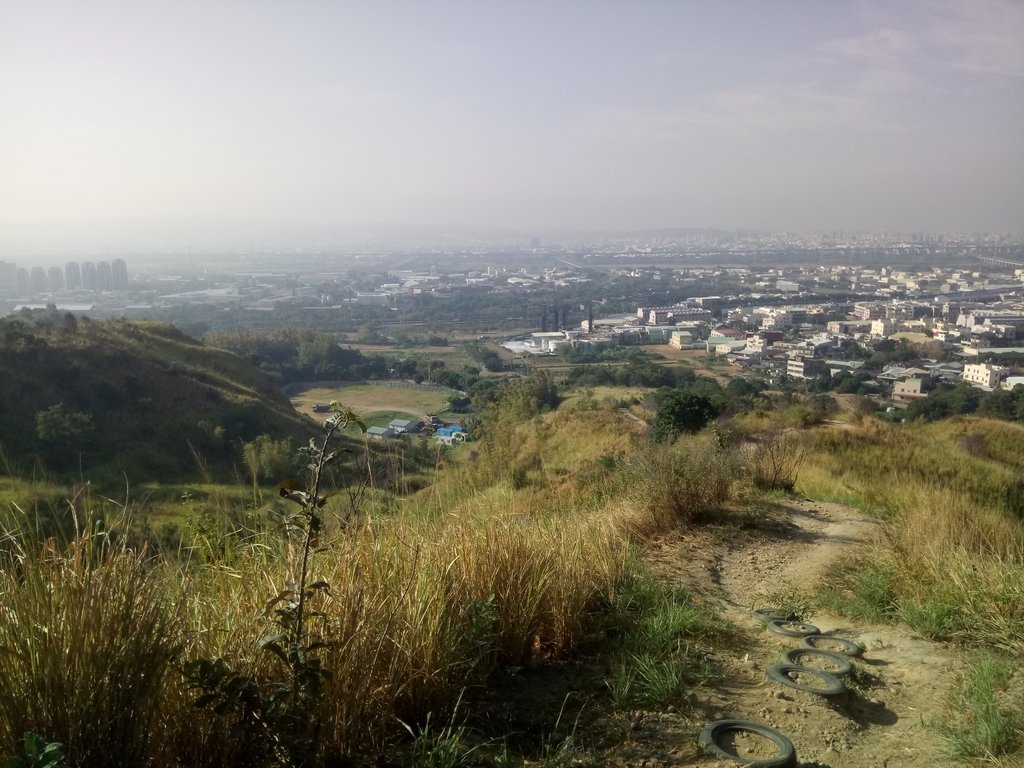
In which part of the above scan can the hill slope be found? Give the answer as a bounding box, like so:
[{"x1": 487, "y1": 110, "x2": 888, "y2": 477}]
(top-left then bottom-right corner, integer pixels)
[{"x1": 0, "y1": 311, "x2": 315, "y2": 481}]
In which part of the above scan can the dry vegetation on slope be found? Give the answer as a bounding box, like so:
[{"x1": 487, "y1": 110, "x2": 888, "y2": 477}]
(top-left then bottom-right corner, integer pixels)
[
  {"x1": 0, "y1": 394, "x2": 739, "y2": 767},
  {"x1": 1, "y1": 380, "x2": 1022, "y2": 766}
]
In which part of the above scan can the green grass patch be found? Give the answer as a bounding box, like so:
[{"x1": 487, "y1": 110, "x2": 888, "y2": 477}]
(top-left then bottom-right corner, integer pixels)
[
  {"x1": 899, "y1": 597, "x2": 957, "y2": 640},
  {"x1": 817, "y1": 555, "x2": 897, "y2": 624},
  {"x1": 293, "y1": 384, "x2": 451, "y2": 422},
  {"x1": 939, "y1": 654, "x2": 1024, "y2": 762},
  {"x1": 605, "y1": 572, "x2": 731, "y2": 709}
]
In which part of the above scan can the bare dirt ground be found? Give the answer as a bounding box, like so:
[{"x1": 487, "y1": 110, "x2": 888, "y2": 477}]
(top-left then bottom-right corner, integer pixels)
[{"x1": 602, "y1": 498, "x2": 962, "y2": 767}]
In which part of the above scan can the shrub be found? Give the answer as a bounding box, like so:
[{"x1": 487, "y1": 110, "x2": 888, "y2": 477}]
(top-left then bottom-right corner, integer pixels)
[
  {"x1": 650, "y1": 391, "x2": 719, "y2": 443},
  {"x1": 616, "y1": 433, "x2": 738, "y2": 533},
  {"x1": 748, "y1": 429, "x2": 807, "y2": 492}
]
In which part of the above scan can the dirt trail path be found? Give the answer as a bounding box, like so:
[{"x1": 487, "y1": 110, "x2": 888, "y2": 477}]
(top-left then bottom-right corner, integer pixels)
[{"x1": 613, "y1": 499, "x2": 961, "y2": 767}]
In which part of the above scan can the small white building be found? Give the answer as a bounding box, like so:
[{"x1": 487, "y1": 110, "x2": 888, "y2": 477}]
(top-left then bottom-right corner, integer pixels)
[
  {"x1": 530, "y1": 331, "x2": 569, "y2": 352},
  {"x1": 668, "y1": 330, "x2": 693, "y2": 349}
]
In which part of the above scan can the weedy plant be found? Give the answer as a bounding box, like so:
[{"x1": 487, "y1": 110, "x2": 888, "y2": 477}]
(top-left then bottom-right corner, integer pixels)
[
  {"x1": 4, "y1": 733, "x2": 69, "y2": 768},
  {"x1": 184, "y1": 403, "x2": 365, "y2": 768}
]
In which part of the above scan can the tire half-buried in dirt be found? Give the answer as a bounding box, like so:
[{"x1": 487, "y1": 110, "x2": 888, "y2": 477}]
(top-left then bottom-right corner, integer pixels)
[
  {"x1": 765, "y1": 619, "x2": 820, "y2": 637},
  {"x1": 781, "y1": 647, "x2": 854, "y2": 677},
  {"x1": 752, "y1": 607, "x2": 797, "y2": 624},
  {"x1": 765, "y1": 663, "x2": 847, "y2": 698},
  {"x1": 698, "y1": 719, "x2": 797, "y2": 767},
  {"x1": 801, "y1": 634, "x2": 863, "y2": 657}
]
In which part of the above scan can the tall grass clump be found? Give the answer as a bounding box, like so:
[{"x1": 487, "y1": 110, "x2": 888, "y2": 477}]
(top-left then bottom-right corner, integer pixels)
[
  {"x1": 0, "y1": 522, "x2": 182, "y2": 768},
  {"x1": 159, "y1": 497, "x2": 633, "y2": 764},
  {"x1": 613, "y1": 432, "x2": 739, "y2": 535},
  {"x1": 747, "y1": 429, "x2": 807, "y2": 492}
]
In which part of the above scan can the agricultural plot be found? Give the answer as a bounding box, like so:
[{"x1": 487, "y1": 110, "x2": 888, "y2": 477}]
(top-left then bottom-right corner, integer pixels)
[
  {"x1": 337, "y1": 340, "x2": 477, "y2": 369},
  {"x1": 643, "y1": 345, "x2": 741, "y2": 382}
]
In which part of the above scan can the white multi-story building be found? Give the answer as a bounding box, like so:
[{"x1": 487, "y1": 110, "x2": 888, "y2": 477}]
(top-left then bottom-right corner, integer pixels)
[
  {"x1": 870, "y1": 318, "x2": 895, "y2": 337},
  {"x1": 962, "y1": 363, "x2": 1009, "y2": 390}
]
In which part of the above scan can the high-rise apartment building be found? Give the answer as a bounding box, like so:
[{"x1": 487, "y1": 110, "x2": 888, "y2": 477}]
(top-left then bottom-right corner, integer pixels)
[
  {"x1": 16, "y1": 269, "x2": 30, "y2": 296},
  {"x1": 81, "y1": 262, "x2": 98, "y2": 291},
  {"x1": 96, "y1": 261, "x2": 113, "y2": 291},
  {"x1": 47, "y1": 266, "x2": 64, "y2": 292},
  {"x1": 30, "y1": 267, "x2": 48, "y2": 294},
  {"x1": 0, "y1": 261, "x2": 16, "y2": 295},
  {"x1": 111, "y1": 258, "x2": 128, "y2": 290},
  {"x1": 65, "y1": 262, "x2": 82, "y2": 290}
]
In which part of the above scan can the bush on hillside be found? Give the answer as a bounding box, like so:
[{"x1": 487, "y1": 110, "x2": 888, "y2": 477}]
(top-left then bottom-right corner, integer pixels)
[
  {"x1": 748, "y1": 429, "x2": 807, "y2": 492},
  {"x1": 618, "y1": 433, "x2": 738, "y2": 532},
  {"x1": 651, "y1": 391, "x2": 719, "y2": 443}
]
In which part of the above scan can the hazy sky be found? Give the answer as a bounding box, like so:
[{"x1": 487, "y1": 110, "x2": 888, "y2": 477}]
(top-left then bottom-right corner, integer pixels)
[{"x1": 2, "y1": 0, "x2": 1023, "y2": 252}]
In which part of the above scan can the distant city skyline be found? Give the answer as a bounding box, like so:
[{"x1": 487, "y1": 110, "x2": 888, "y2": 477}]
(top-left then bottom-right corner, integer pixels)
[{"x1": 2, "y1": 1, "x2": 1022, "y2": 256}]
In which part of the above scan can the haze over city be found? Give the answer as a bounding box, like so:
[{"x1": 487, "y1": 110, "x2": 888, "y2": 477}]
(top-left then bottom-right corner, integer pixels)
[{"x1": 2, "y1": 0, "x2": 1023, "y2": 257}]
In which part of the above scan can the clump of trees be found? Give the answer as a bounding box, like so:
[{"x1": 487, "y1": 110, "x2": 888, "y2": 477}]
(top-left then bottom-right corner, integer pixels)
[
  {"x1": 647, "y1": 376, "x2": 771, "y2": 442},
  {"x1": 901, "y1": 383, "x2": 1024, "y2": 423},
  {"x1": 206, "y1": 329, "x2": 484, "y2": 390}
]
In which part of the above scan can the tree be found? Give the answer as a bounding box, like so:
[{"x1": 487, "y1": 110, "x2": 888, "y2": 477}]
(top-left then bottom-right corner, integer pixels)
[
  {"x1": 35, "y1": 404, "x2": 95, "y2": 468},
  {"x1": 651, "y1": 390, "x2": 719, "y2": 442}
]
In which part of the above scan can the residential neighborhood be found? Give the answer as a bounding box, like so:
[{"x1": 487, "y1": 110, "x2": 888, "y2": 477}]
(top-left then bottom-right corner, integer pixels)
[{"x1": 497, "y1": 255, "x2": 1024, "y2": 410}]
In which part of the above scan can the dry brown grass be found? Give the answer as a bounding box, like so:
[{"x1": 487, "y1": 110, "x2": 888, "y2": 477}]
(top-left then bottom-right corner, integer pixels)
[
  {"x1": 0, "y1": 396, "x2": 746, "y2": 766},
  {"x1": 0, "y1": 533, "x2": 183, "y2": 768}
]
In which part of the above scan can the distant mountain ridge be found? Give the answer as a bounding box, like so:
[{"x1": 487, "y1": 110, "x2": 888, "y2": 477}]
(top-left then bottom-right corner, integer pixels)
[{"x1": 0, "y1": 310, "x2": 314, "y2": 482}]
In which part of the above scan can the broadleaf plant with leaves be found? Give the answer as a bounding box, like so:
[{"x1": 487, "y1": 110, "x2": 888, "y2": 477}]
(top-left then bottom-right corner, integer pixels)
[{"x1": 184, "y1": 402, "x2": 366, "y2": 767}]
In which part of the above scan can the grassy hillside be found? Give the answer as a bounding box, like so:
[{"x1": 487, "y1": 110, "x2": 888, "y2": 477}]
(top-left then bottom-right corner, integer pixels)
[
  {"x1": 2, "y1": 366, "x2": 1022, "y2": 765},
  {"x1": 797, "y1": 416, "x2": 1024, "y2": 652},
  {"x1": 0, "y1": 311, "x2": 315, "y2": 482},
  {"x1": 0, "y1": 383, "x2": 740, "y2": 767}
]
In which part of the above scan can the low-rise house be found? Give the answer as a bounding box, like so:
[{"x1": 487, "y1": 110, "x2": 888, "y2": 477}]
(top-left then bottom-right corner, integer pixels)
[
  {"x1": 367, "y1": 426, "x2": 397, "y2": 440},
  {"x1": 644, "y1": 326, "x2": 674, "y2": 343},
  {"x1": 925, "y1": 361, "x2": 964, "y2": 382},
  {"x1": 388, "y1": 418, "x2": 424, "y2": 434},
  {"x1": 745, "y1": 331, "x2": 785, "y2": 354},
  {"x1": 435, "y1": 425, "x2": 467, "y2": 445},
  {"x1": 893, "y1": 377, "x2": 927, "y2": 400},
  {"x1": 870, "y1": 318, "x2": 896, "y2": 338},
  {"x1": 668, "y1": 330, "x2": 693, "y2": 349},
  {"x1": 876, "y1": 365, "x2": 929, "y2": 384},
  {"x1": 707, "y1": 327, "x2": 748, "y2": 355}
]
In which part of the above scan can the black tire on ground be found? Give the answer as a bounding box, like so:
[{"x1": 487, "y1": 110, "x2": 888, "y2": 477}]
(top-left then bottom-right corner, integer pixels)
[
  {"x1": 698, "y1": 719, "x2": 797, "y2": 767},
  {"x1": 801, "y1": 634, "x2": 864, "y2": 657},
  {"x1": 752, "y1": 607, "x2": 797, "y2": 624},
  {"x1": 765, "y1": 663, "x2": 847, "y2": 698},
  {"x1": 780, "y1": 647, "x2": 854, "y2": 677},
  {"x1": 765, "y1": 619, "x2": 820, "y2": 638}
]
